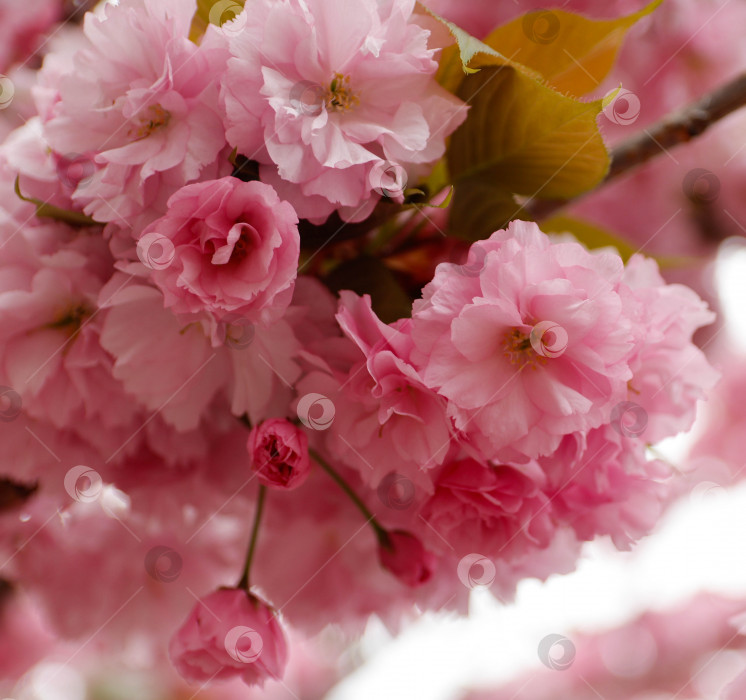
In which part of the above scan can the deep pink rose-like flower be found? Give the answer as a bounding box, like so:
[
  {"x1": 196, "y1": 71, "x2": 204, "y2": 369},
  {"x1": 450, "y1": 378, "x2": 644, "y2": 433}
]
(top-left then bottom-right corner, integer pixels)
[
  {"x1": 410, "y1": 220, "x2": 635, "y2": 461},
  {"x1": 169, "y1": 588, "x2": 288, "y2": 688},
  {"x1": 218, "y1": 0, "x2": 467, "y2": 223},
  {"x1": 248, "y1": 418, "x2": 311, "y2": 491},
  {"x1": 420, "y1": 458, "x2": 554, "y2": 559},
  {"x1": 378, "y1": 530, "x2": 436, "y2": 587},
  {"x1": 139, "y1": 177, "x2": 300, "y2": 324}
]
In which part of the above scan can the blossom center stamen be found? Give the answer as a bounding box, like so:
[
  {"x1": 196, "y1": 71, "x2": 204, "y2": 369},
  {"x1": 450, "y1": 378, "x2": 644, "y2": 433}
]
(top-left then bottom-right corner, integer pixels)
[
  {"x1": 325, "y1": 73, "x2": 358, "y2": 112},
  {"x1": 47, "y1": 302, "x2": 93, "y2": 337},
  {"x1": 502, "y1": 328, "x2": 545, "y2": 368},
  {"x1": 129, "y1": 103, "x2": 171, "y2": 140}
]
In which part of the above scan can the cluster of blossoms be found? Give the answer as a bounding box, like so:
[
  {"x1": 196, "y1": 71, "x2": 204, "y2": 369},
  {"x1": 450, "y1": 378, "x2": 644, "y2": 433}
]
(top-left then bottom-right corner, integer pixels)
[{"x1": 0, "y1": 0, "x2": 723, "y2": 694}]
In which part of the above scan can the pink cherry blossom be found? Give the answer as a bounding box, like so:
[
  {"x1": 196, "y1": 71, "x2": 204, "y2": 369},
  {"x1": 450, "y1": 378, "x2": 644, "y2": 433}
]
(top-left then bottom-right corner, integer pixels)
[
  {"x1": 40, "y1": 0, "x2": 228, "y2": 225},
  {"x1": 97, "y1": 275, "x2": 230, "y2": 432},
  {"x1": 619, "y1": 254, "x2": 718, "y2": 443},
  {"x1": 410, "y1": 220, "x2": 635, "y2": 460},
  {"x1": 0, "y1": 0, "x2": 734, "y2": 691},
  {"x1": 169, "y1": 588, "x2": 288, "y2": 687},
  {"x1": 538, "y1": 426, "x2": 670, "y2": 550},
  {"x1": 218, "y1": 0, "x2": 467, "y2": 223},
  {"x1": 420, "y1": 457, "x2": 554, "y2": 559},
  {"x1": 0, "y1": 218, "x2": 142, "y2": 445},
  {"x1": 139, "y1": 177, "x2": 300, "y2": 324},
  {"x1": 0, "y1": 0, "x2": 60, "y2": 72},
  {"x1": 335, "y1": 291, "x2": 453, "y2": 475}
]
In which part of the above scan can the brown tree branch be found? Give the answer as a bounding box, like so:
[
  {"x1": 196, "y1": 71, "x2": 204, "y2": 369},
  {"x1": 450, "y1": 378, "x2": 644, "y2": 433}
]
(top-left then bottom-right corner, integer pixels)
[{"x1": 528, "y1": 71, "x2": 746, "y2": 221}]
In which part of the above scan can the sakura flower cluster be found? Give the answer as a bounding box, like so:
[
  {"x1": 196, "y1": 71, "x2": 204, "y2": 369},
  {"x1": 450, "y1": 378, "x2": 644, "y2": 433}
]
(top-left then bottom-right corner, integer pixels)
[{"x1": 0, "y1": 0, "x2": 722, "y2": 694}]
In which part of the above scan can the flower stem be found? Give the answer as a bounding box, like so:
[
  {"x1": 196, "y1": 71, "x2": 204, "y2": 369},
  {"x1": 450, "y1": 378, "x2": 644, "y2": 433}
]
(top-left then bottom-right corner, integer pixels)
[
  {"x1": 237, "y1": 484, "x2": 267, "y2": 591},
  {"x1": 309, "y1": 448, "x2": 387, "y2": 541}
]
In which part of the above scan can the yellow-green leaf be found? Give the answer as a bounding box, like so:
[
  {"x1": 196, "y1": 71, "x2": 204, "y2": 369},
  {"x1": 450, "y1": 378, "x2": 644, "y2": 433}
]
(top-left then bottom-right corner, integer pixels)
[
  {"x1": 429, "y1": 8, "x2": 542, "y2": 92},
  {"x1": 448, "y1": 66, "x2": 608, "y2": 199},
  {"x1": 189, "y1": 0, "x2": 245, "y2": 44},
  {"x1": 448, "y1": 179, "x2": 524, "y2": 241},
  {"x1": 482, "y1": 0, "x2": 663, "y2": 96}
]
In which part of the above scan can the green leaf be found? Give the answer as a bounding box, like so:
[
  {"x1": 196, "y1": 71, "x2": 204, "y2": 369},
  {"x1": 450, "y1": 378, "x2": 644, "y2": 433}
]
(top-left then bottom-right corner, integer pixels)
[
  {"x1": 429, "y1": 8, "x2": 542, "y2": 93},
  {"x1": 15, "y1": 178, "x2": 98, "y2": 227},
  {"x1": 482, "y1": 0, "x2": 663, "y2": 96},
  {"x1": 448, "y1": 66, "x2": 608, "y2": 199},
  {"x1": 448, "y1": 179, "x2": 523, "y2": 241},
  {"x1": 429, "y1": 12, "x2": 611, "y2": 240},
  {"x1": 189, "y1": 0, "x2": 245, "y2": 44},
  {"x1": 324, "y1": 256, "x2": 412, "y2": 323}
]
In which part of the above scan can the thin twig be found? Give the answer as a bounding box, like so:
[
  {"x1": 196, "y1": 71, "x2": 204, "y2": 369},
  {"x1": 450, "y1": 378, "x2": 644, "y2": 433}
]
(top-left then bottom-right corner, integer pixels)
[{"x1": 529, "y1": 72, "x2": 746, "y2": 220}]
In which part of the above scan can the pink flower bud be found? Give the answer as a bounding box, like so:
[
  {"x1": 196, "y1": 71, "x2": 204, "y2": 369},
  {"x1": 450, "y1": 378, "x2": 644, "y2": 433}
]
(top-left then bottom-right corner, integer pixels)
[
  {"x1": 378, "y1": 530, "x2": 436, "y2": 587},
  {"x1": 169, "y1": 588, "x2": 288, "y2": 688},
  {"x1": 247, "y1": 418, "x2": 311, "y2": 490}
]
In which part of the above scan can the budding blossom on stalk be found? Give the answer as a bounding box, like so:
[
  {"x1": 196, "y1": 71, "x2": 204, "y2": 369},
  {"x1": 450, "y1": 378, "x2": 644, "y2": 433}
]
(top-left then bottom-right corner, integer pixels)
[
  {"x1": 169, "y1": 588, "x2": 288, "y2": 687},
  {"x1": 248, "y1": 418, "x2": 311, "y2": 491}
]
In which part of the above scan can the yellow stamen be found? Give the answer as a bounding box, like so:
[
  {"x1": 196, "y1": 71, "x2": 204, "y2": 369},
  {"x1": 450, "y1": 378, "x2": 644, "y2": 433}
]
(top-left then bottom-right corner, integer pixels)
[
  {"x1": 502, "y1": 328, "x2": 545, "y2": 369},
  {"x1": 325, "y1": 73, "x2": 359, "y2": 113},
  {"x1": 129, "y1": 103, "x2": 171, "y2": 141}
]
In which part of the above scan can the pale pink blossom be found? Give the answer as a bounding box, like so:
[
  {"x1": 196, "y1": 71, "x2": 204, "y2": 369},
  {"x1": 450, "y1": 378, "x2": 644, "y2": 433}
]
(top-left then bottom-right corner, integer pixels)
[
  {"x1": 218, "y1": 0, "x2": 467, "y2": 223},
  {"x1": 410, "y1": 220, "x2": 635, "y2": 460},
  {"x1": 538, "y1": 426, "x2": 670, "y2": 550},
  {"x1": 97, "y1": 275, "x2": 230, "y2": 432},
  {"x1": 40, "y1": 0, "x2": 228, "y2": 224},
  {"x1": 619, "y1": 254, "x2": 718, "y2": 442},
  {"x1": 420, "y1": 457, "x2": 554, "y2": 559},
  {"x1": 225, "y1": 315, "x2": 302, "y2": 425},
  {"x1": 0, "y1": 219, "x2": 143, "y2": 442}
]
